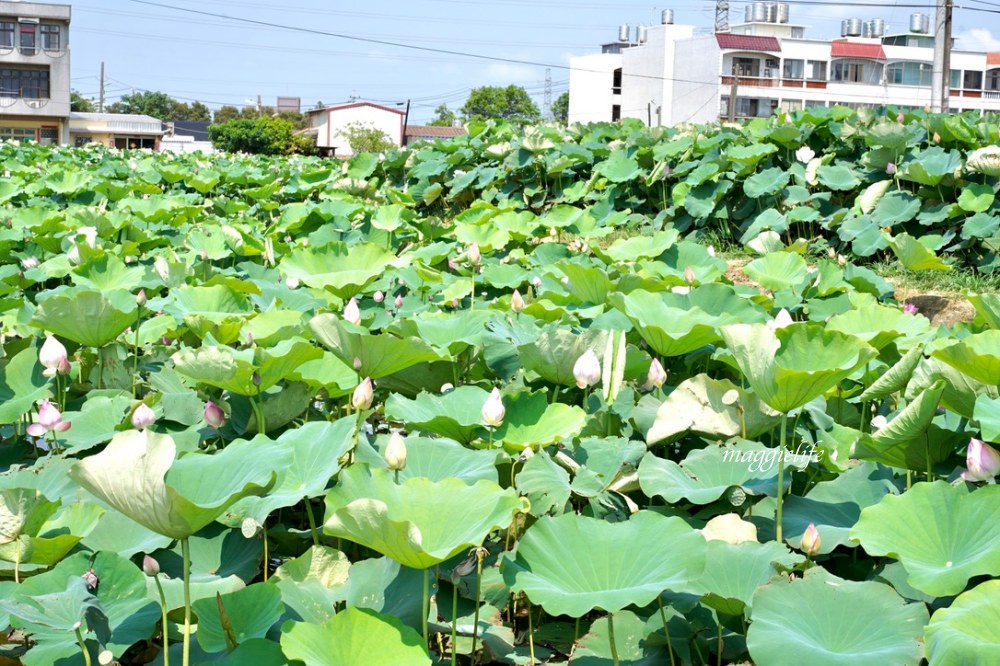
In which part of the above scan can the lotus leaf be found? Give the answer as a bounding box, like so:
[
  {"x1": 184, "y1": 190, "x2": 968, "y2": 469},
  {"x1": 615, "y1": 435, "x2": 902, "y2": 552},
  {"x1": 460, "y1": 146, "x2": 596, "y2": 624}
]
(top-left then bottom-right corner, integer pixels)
[
  {"x1": 280, "y1": 242, "x2": 399, "y2": 298},
  {"x1": 193, "y1": 583, "x2": 284, "y2": 653},
  {"x1": 925, "y1": 580, "x2": 1000, "y2": 665},
  {"x1": 931, "y1": 329, "x2": 1000, "y2": 386},
  {"x1": 32, "y1": 288, "x2": 137, "y2": 347},
  {"x1": 281, "y1": 607, "x2": 431, "y2": 666}
]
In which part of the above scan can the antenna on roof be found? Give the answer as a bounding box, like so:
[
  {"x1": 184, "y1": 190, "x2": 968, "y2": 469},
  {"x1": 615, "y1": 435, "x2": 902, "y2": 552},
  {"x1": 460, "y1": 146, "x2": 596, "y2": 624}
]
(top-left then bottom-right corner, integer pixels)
[{"x1": 715, "y1": 0, "x2": 730, "y2": 33}]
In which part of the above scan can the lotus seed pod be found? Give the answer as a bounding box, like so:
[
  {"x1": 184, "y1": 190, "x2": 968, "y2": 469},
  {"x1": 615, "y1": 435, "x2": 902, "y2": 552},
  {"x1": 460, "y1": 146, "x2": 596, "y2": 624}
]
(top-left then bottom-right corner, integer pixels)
[
  {"x1": 573, "y1": 349, "x2": 601, "y2": 389},
  {"x1": 481, "y1": 387, "x2": 505, "y2": 427},
  {"x1": 352, "y1": 377, "x2": 374, "y2": 411}
]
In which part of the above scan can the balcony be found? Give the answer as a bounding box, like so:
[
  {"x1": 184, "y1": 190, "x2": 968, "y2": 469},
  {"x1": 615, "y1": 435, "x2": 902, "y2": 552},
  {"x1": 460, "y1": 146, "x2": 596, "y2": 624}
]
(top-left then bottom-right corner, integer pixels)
[{"x1": 722, "y1": 75, "x2": 827, "y2": 90}]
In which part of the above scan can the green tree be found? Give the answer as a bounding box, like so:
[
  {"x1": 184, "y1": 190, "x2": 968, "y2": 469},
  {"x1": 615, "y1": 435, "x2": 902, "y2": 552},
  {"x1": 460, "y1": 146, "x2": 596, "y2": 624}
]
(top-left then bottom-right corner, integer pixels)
[
  {"x1": 428, "y1": 103, "x2": 456, "y2": 127},
  {"x1": 552, "y1": 92, "x2": 569, "y2": 124},
  {"x1": 70, "y1": 90, "x2": 95, "y2": 112},
  {"x1": 213, "y1": 105, "x2": 241, "y2": 124},
  {"x1": 208, "y1": 117, "x2": 294, "y2": 155},
  {"x1": 170, "y1": 100, "x2": 212, "y2": 122},
  {"x1": 107, "y1": 90, "x2": 175, "y2": 119},
  {"x1": 460, "y1": 85, "x2": 541, "y2": 124},
  {"x1": 341, "y1": 122, "x2": 396, "y2": 154}
]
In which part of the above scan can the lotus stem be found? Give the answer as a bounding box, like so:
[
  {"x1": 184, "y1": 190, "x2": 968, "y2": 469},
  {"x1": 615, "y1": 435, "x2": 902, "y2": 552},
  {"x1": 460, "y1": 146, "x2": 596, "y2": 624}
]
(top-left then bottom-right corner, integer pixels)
[
  {"x1": 132, "y1": 307, "x2": 141, "y2": 398},
  {"x1": 154, "y1": 573, "x2": 170, "y2": 666},
  {"x1": 717, "y1": 622, "x2": 723, "y2": 666},
  {"x1": 657, "y1": 595, "x2": 677, "y2": 666},
  {"x1": 926, "y1": 434, "x2": 933, "y2": 482},
  {"x1": 776, "y1": 413, "x2": 787, "y2": 543},
  {"x1": 451, "y1": 582, "x2": 459, "y2": 666},
  {"x1": 527, "y1": 598, "x2": 536, "y2": 665},
  {"x1": 182, "y1": 537, "x2": 192, "y2": 666},
  {"x1": 304, "y1": 497, "x2": 320, "y2": 547},
  {"x1": 14, "y1": 538, "x2": 20, "y2": 584},
  {"x1": 262, "y1": 524, "x2": 269, "y2": 582},
  {"x1": 471, "y1": 551, "x2": 484, "y2": 666},
  {"x1": 422, "y1": 567, "x2": 430, "y2": 646},
  {"x1": 75, "y1": 627, "x2": 91, "y2": 666},
  {"x1": 96, "y1": 346, "x2": 104, "y2": 390},
  {"x1": 470, "y1": 271, "x2": 475, "y2": 311},
  {"x1": 607, "y1": 612, "x2": 620, "y2": 666}
]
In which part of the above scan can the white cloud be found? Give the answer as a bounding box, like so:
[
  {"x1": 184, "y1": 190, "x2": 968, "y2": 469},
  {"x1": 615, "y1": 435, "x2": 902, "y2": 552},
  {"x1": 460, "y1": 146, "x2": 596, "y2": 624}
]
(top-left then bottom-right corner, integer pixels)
[{"x1": 955, "y1": 28, "x2": 1000, "y2": 52}]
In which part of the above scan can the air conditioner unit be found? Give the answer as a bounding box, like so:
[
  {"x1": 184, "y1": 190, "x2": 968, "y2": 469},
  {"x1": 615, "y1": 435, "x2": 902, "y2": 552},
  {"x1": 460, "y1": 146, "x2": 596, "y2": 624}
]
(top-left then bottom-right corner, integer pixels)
[
  {"x1": 766, "y1": 58, "x2": 778, "y2": 68},
  {"x1": 24, "y1": 99, "x2": 44, "y2": 109}
]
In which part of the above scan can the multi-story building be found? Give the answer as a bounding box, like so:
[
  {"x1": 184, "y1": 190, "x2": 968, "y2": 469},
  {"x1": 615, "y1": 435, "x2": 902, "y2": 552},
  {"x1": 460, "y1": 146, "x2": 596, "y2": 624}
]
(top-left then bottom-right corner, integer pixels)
[
  {"x1": 569, "y1": 4, "x2": 1000, "y2": 126},
  {"x1": 0, "y1": 1, "x2": 71, "y2": 144}
]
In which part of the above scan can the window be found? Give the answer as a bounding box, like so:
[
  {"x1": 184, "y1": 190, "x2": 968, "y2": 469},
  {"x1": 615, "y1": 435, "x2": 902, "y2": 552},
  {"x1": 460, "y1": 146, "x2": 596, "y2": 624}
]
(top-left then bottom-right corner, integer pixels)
[
  {"x1": 39, "y1": 127, "x2": 57, "y2": 145},
  {"x1": 40, "y1": 25, "x2": 59, "y2": 51},
  {"x1": 733, "y1": 57, "x2": 759, "y2": 76},
  {"x1": 19, "y1": 23, "x2": 36, "y2": 55},
  {"x1": 612, "y1": 68, "x2": 622, "y2": 95},
  {"x1": 988, "y1": 70, "x2": 1000, "y2": 91},
  {"x1": 831, "y1": 59, "x2": 883, "y2": 84},
  {"x1": 807, "y1": 60, "x2": 827, "y2": 81},
  {"x1": 0, "y1": 67, "x2": 50, "y2": 98},
  {"x1": 963, "y1": 70, "x2": 983, "y2": 90},
  {"x1": 951, "y1": 70, "x2": 962, "y2": 89},
  {"x1": 611, "y1": 104, "x2": 621, "y2": 121},
  {"x1": 783, "y1": 59, "x2": 804, "y2": 79},
  {"x1": 0, "y1": 127, "x2": 37, "y2": 142},
  {"x1": 0, "y1": 23, "x2": 14, "y2": 49},
  {"x1": 886, "y1": 61, "x2": 932, "y2": 87},
  {"x1": 782, "y1": 100, "x2": 803, "y2": 112},
  {"x1": 75, "y1": 135, "x2": 93, "y2": 147}
]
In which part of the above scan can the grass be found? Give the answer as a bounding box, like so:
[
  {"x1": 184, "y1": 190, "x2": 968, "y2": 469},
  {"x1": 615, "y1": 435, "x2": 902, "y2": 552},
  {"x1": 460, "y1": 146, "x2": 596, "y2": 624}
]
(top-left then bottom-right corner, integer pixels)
[{"x1": 869, "y1": 260, "x2": 1000, "y2": 295}]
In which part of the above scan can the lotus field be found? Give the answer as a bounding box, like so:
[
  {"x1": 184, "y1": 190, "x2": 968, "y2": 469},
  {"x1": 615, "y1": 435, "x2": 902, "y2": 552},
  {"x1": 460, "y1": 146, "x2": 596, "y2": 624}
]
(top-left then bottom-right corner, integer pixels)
[{"x1": 0, "y1": 107, "x2": 999, "y2": 666}]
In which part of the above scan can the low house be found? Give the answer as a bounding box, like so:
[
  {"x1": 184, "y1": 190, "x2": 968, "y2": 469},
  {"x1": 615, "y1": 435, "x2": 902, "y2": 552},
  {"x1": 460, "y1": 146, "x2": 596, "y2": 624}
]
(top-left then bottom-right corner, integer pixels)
[
  {"x1": 161, "y1": 120, "x2": 213, "y2": 153},
  {"x1": 404, "y1": 124, "x2": 466, "y2": 144},
  {"x1": 69, "y1": 112, "x2": 163, "y2": 149},
  {"x1": 306, "y1": 101, "x2": 404, "y2": 157}
]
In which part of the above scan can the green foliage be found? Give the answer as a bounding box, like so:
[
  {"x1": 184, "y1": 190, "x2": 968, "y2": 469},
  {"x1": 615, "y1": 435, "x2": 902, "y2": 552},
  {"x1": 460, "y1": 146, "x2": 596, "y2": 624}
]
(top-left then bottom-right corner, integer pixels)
[
  {"x1": 341, "y1": 122, "x2": 396, "y2": 154},
  {"x1": 461, "y1": 85, "x2": 541, "y2": 124},
  {"x1": 70, "y1": 90, "x2": 95, "y2": 113},
  {"x1": 551, "y1": 91, "x2": 569, "y2": 124},
  {"x1": 427, "y1": 103, "x2": 456, "y2": 127},
  {"x1": 209, "y1": 117, "x2": 295, "y2": 155}
]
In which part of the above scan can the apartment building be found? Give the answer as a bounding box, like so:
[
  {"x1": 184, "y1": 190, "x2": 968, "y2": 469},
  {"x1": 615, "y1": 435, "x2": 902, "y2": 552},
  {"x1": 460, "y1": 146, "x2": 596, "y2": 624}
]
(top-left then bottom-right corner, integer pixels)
[
  {"x1": 569, "y1": 4, "x2": 1000, "y2": 126},
  {"x1": 0, "y1": 1, "x2": 71, "y2": 144}
]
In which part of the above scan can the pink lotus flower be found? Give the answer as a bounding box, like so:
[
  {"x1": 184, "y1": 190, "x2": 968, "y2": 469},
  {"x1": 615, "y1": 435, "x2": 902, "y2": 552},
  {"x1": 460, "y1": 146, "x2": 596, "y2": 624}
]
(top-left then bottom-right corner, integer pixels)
[
  {"x1": 204, "y1": 401, "x2": 226, "y2": 429},
  {"x1": 886, "y1": 162, "x2": 897, "y2": 175},
  {"x1": 896, "y1": 112, "x2": 905, "y2": 123},
  {"x1": 27, "y1": 400, "x2": 71, "y2": 437},
  {"x1": 962, "y1": 438, "x2": 1000, "y2": 482},
  {"x1": 39, "y1": 336, "x2": 68, "y2": 378},
  {"x1": 903, "y1": 303, "x2": 918, "y2": 315}
]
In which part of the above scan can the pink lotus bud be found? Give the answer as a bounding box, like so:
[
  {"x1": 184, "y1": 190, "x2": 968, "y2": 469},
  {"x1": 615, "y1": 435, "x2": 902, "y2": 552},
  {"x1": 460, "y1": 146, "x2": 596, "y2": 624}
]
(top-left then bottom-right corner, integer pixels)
[
  {"x1": 962, "y1": 438, "x2": 1000, "y2": 482},
  {"x1": 81, "y1": 569, "x2": 99, "y2": 590},
  {"x1": 467, "y1": 243, "x2": 481, "y2": 264},
  {"x1": 511, "y1": 289, "x2": 525, "y2": 313},
  {"x1": 142, "y1": 554, "x2": 160, "y2": 576},
  {"x1": 481, "y1": 388, "x2": 505, "y2": 427},
  {"x1": 353, "y1": 357, "x2": 363, "y2": 371},
  {"x1": 343, "y1": 297, "x2": 361, "y2": 325},
  {"x1": 886, "y1": 162, "x2": 896, "y2": 175},
  {"x1": 646, "y1": 359, "x2": 667, "y2": 389},
  {"x1": 800, "y1": 523, "x2": 821, "y2": 556},
  {"x1": 57, "y1": 357, "x2": 71, "y2": 375},
  {"x1": 896, "y1": 112, "x2": 905, "y2": 123},
  {"x1": 573, "y1": 349, "x2": 602, "y2": 389},
  {"x1": 131, "y1": 403, "x2": 156, "y2": 430},
  {"x1": 204, "y1": 401, "x2": 226, "y2": 429},
  {"x1": 27, "y1": 399, "x2": 71, "y2": 437},
  {"x1": 352, "y1": 377, "x2": 373, "y2": 410},
  {"x1": 136, "y1": 289, "x2": 147, "y2": 307},
  {"x1": 903, "y1": 303, "x2": 918, "y2": 315},
  {"x1": 531, "y1": 276, "x2": 542, "y2": 288},
  {"x1": 385, "y1": 431, "x2": 407, "y2": 471},
  {"x1": 251, "y1": 372, "x2": 261, "y2": 386},
  {"x1": 933, "y1": 132, "x2": 941, "y2": 143},
  {"x1": 200, "y1": 249, "x2": 208, "y2": 261},
  {"x1": 448, "y1": 260, "x2": 457, "y2": 270},
  {"x1": 373, "y1": 290, "x2": 384, "y2": 303},
  {"x1": 394, "y1": 294, "x2": 403, "y2": 309},
  {"x1": 684, "y1": 266, "x2": 696, "y2": 285},
  {"x1": 39, "y1": 336, "x2": 68, "y2": 378}
]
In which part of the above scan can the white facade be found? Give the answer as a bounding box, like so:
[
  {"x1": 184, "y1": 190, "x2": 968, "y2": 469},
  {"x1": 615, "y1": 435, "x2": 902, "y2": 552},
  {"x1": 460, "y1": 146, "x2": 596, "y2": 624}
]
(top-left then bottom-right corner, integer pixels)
[
  {"x1": 570, "y1": 12, "x2": 1000, "y2": 126},
  {"x1": 307, "y1": 101, "x2": 404, "y2": 157}
]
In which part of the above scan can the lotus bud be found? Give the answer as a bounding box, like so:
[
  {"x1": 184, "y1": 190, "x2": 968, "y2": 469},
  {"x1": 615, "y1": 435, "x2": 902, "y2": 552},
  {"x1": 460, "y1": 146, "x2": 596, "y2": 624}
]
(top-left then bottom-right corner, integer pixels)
[
  {"x1": 886, "y1": 162, "x2": 897, "y2": 175},
  {"x1": 352, "y1": 377, "x2": 374, "y2": 410},
  {"x1": 200, "y1": 249, "x2": 208, "y2": 261},
  {"x1": 684, "y1": 266, "x2": 696, "y2": 285},
  {"x1": 285, "y1": 276, "x2": 300, "y2": 289},
  {"x1": 32, "y1": 399, "x2": 71, "y2": 434},
  {"x1": 448, "y1": 259, "x2": 457, "y2": 270},
  {"x1": 136, "y1": 289, "x2": 147, "y2": 307},
  {"x1": 511, "y1": 289, "x2": 525, "y2": 313},
  {"x1": 924, "y1": 105, "x2": 931, "y2": 114},
  {"x1": 131, "y1": 403, "x2": 156, "y2": 430},
  {"x1": 373, "y1": 290, "x2": 384, "y2": 303},
  {"x1": 81, "y1": 569, "x2": 99, "y2": 590},
  {"x1": 343, "y1": 297, "x2": 361, "y2": 325},
  {"x1": 896, "y1": 112, "x2": 905, "y2": 123},
  {"x1": 482, "y1": 387, "x2": 505, "y2": 427},
  {"x1": 520, "y1": 446, "x2": 535, "y2": 462},
  {"x1": 531, "y1": 276, "x2": 542, "y2": 288},
  {"x1": 385, "y1": 431, "x2": 407, "y2": 471},
  {"x1": 394, "y1": 294, "x2": 404, "y2": 309},
  {"x1": 962, "y1": 438, "x2": 1000, "y2": 482},
  {"x1": 795, "y1": 146, "x2": 815, "y2": 163},
  {"x1": 252, "y1": 371, "x2": 261, "y2": 386},
  {"x1": 441, "y1": 383, "x2": 454, "y2": 393},
  {"x1": 353, "y1": 356, "x2": 363, "y2": 371},
  {"x1": 39, "y1": 335, "x2": 68, "y2": 378},
  {"x1": 467, "y1": 242, "x2": 481, "y2": 264},
  {"x1": 204, "y1": 400, "x2": 226, "y2": 429},
  {"x1": 142, "y1": 554, "x2": 160, "y2": 576},
  {"x1": 573, "y1": 349, "x2": 602, "y2": 389},
  {"x1": 646, "y1": 359, "x2": 667, "y2": 389},
  {"x1": 903, "y1": 302, "x2": 918, "y2": 315},
  {"x1": 768, "y1": 308, "x2": 794, "y2": 330},
  {"x1": 870, "y1": 414, "x2": 888, "y2": 431},
  {"x1": 933, "y1": 132, "x2": 941, "y2": 144},
  {"x1": 801, "y1": 522, "x2": 821, "y2": 556},
  {"x1": 20, "y1": 256, "x2": 39, "y2": 270},
  {"x1": 706, "y1": 245, "x2": 716, "y2": 257}
]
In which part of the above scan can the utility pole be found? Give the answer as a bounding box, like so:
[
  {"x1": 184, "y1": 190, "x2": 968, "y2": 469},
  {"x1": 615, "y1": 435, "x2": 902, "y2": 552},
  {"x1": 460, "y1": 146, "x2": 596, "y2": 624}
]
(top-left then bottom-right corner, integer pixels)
[
  {"x1": 257, "y1": 94, "x2": 262, "y2": 116},
  {"x1": 931, "y1": 0, "x2": 953, "y2": 112},
  {"x1": 98, "y1": 61, "x2": 105, "y2": 112},
  {"x1": 401, "y1": 99, "x2": 411, "y2": 147},
  {"x1": 715, "y1": 0, "x2": 730, "y2": 33},
  {"x1": 543, "y1": 68, "x2": 552, "y2": 120},
  {"x1": 727, "y1": 63, "x2": 738, "y2": 122}
]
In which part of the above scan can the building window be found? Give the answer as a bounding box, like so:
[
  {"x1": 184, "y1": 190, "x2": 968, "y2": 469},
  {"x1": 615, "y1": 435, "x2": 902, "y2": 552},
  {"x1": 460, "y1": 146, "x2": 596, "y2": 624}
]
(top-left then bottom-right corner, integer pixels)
[
  {"x1": 19, "y1": 23, "x2": 36, "y2": 56},
  {"x1": 611, "y1": 104, "x2": 621, "y2": 121},
  {"x1": 886, "y1": 61, "x2": 932, "y2": 87},
  {"x1": 0, "y1": 127, "x2": 37, "y2": 141},
  {"x1": 732, "y1": 57, "x2": 759, "y2": 76},
  {"x1": 963, "y1": 70, "x2": 983, "y2": 90},
  {"x1": 783, "y1": 59, "x2": 804, "y2": 79},
  {"x1": 40, "y1": 25, "x2": 59, "y2": 51},
  {"x1": 0, "y1": 23, "x2": 14, "y2": 49},
  {"x1": 987, "y1": 69, "x2": 1000, "y2": 91},
  {"x1": 39, "y1": 127, "x2": 57, "y2": 145},
  {"x1": 782, "y1": 100, "x2": 803, "y2": 112},
  {"x1": 612, "y1": 68, "x2": 622, "y2": 95},
  {"x1": 807, "y1": 60, "x2": 827, "y2": 81},
  {"x1": 951, "y1": 70, "x2": 962, "y2": 89},
  {"x1": 831, "y1": 59, "x2": 883, "y2": 84},
  {"x1": 0, "y1": 67, "x2": 51, "y2": 98},
  {"x1": 75, "y1": 135, "x2": 93, "y2": 147}
]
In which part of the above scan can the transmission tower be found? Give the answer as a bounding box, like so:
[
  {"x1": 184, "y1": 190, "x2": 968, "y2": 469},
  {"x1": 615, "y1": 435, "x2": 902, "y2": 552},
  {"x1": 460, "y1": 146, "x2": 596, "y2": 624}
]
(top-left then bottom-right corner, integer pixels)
[
  {"x1": 715, "y1": 0, "x2": 730, "y2": 32},
  {"x1": 544, "y1": 68, "x2": 553, "y2": 119}
]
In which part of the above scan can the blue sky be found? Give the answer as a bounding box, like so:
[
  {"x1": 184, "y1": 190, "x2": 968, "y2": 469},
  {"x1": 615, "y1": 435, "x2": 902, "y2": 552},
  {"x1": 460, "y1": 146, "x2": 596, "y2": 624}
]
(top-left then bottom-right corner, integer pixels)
[{"x1": 69, "y1": 1, "x2": 1000, "y2": 123}]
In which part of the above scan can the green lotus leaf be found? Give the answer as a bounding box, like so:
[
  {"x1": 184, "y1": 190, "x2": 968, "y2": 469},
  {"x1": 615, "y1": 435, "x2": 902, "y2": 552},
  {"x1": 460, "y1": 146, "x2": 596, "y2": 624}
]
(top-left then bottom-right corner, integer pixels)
[
  {"x1": 193, "y1": 583, "x2": 284, "y2": 653},
  {"x1": 1, "y1": 575, "x2": 101, "y2": 633},
  {"x1": 323, "y1": 466, "x2": 525, "y2": 569},
  {"x1": 958, "y1": 182, "x2": 995, "y2": 213},
  {"x1": 594, "y1": 150, "x2": 641, "y2": 183},
  {"x1": 32, "y1": 288, "x2": 137, "y2": 347},
  {"x1": 281, "y1": 607, "x2": 431, "y2": 666},
  {"x1": 309, "y1": 313, "x2": 447, "y2": 379},
  {"x1": 742, "y1": 252, "x2": 809, "y2": 292},
  {"x1": 826, "y1": 304, "x2": 931, "y2": 350},
  {"x1": 363, "y1": 435, "x2": 500, "y2": 485},
  {"x1": 384, "y1": 387, "x2": 490, "y2": 443},
  {"x1": 974, "y1": 394, "x2": 1000, "y2": 443},
  {"x1": 694, "y1": 540, "x2": 804, "y2": 616},
  {"x1": 0, "y1": 347, "x2": 51, "y2": 425},
  {"x1": 858, "y1": 345, "x2": 924, "y2": 402},
  {"x1": 490, "y1": 391, "x2": 586, "y2": 453},
  {"x1": 931, "y1": 330, "x2": 1000, "y2": 386},
  {"x1": 890, "y1": 232, "x2": 952, "y2": 272},
  {"x1": 69, "y1": 429, "x2": 283, "y2": 540},
  {"x1": 502, "y1": 512, "x2": 706, "y2": 617},
  {"x1": 855, "y1": 381, "x2": 952, "y2": 471},
  {"x1": 72, "y1": 254, "x2": 144, "y2": 292},
  {"x1": 271, "y1": 546, "x2": 351, "y2": 624},
  {"x1": 571, "y1": 610, "x2": 673, "y2": 665},
  {"x1": 386, "y1": 310, "x2": 493, "y2": 355},
  {"x1": 280, "y1": 242, "x2": 399, "y2": 298},
  {"x1": 925, "y1": 580, "x2": 1000, "y2": 664},
  {"x1": 594, "y1": 230, "x2": 679, "y2": 263},
  {"x1": 518, "y1": 328, "x2": 608, "y2": 387},
  {"x1": 342, "y1": 556, "x2": 427, "y2": 629},
  {"x1": 747, "y1": 568, "x2": 928, "y2": 666},
  {"x1": 850, "y1": 481, "x2": 1000, "y2": 597},
  {"x1": 870, "y1": 190, "x2": 920, "y2": 227},
  {"x1": 816, "y1": 164, "x2": 861, "y2": 191},
  {"x1": 744, "y1": 166, "x2": 790, "y2": 199},
  {"x1": 646, "y1": 374, "x2": 780, "y2": 444},
  {"x1": 968, "y1": 292, "x2": 1000, "y2": 328},
  {"x1": 171, "y1": 336, "x2": 321, "y2": 395},
  {"x1": 639, "y1": 439, "x2": 792, "y2": 505},
  {"x1": 515, "y1": 448, "x2": 571, "y2": 516},
  {"x1": 898, "y1": 146, "x2": 961, "y2": 186},
  {"x1": 906, "y1": 356, "x2": 999, "y2": 419},
  {"x1": 720, "y1": 323, "x2": 877, "y2": 413}
]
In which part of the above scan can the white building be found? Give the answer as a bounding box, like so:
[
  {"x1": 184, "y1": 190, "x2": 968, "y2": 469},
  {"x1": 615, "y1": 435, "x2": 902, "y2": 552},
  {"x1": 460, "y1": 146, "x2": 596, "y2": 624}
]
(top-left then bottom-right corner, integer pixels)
[
  {"x1": 569, "y1": 5, "x2": 1000, "y2": 126},
  {"x1": 306, "y1": 101, "x2": 405, "y2": 157}
]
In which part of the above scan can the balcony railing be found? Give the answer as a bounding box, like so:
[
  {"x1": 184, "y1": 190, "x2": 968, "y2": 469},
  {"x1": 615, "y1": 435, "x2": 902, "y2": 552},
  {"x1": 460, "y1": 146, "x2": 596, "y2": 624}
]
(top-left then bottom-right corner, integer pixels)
[{"x1": 722, "y1": 75, "x2": 827, "y2": 90}]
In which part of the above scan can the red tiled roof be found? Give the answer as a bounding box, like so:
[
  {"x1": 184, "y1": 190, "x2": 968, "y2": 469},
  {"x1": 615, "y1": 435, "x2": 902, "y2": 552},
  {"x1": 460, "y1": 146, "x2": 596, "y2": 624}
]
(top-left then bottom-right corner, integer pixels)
[
  {"x1": 988, "y1": 52, "x2": 1000, "y2": 66},
  {"x1": 715, "y1": 34, "x2": 781, "y2": 52},
  {"x1": 830, "y1": 41, "x2": 886, "y2": 59},
  {"x1": 405, "y1": 125, "x2": 466, "y2": 138}
]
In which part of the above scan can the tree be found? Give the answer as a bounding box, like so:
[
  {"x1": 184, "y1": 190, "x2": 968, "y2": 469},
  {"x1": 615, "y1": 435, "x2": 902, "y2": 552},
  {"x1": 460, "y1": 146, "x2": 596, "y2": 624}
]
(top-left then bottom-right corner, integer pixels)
[
  {"x1": 209, "y1": 117, "x2": 294, "y2": 155},
  {"x1": 70, "y1": 90, "x2": 95, "y2": 113},
  {"x1": 428, "y1": 103, "x2": 456, "y2": 127},
  {"x1": 107, "y1": 90, "x2": 175, "y2": 119},
  {"x1": 552, "y1": 92, "x2": 569, "y2": 124},
  {"x1": 461, "y1": 85, "x2": 541, "y2": 124},
  {"x1": 171, "y1": 100, "x2": 212, "y2": 122},
  {"x1": 341, "y1": 122, "x2": 396, "y2": 154},
  {"x1": 213, "y1": 105, "x2": 241, "y2": 124}
]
